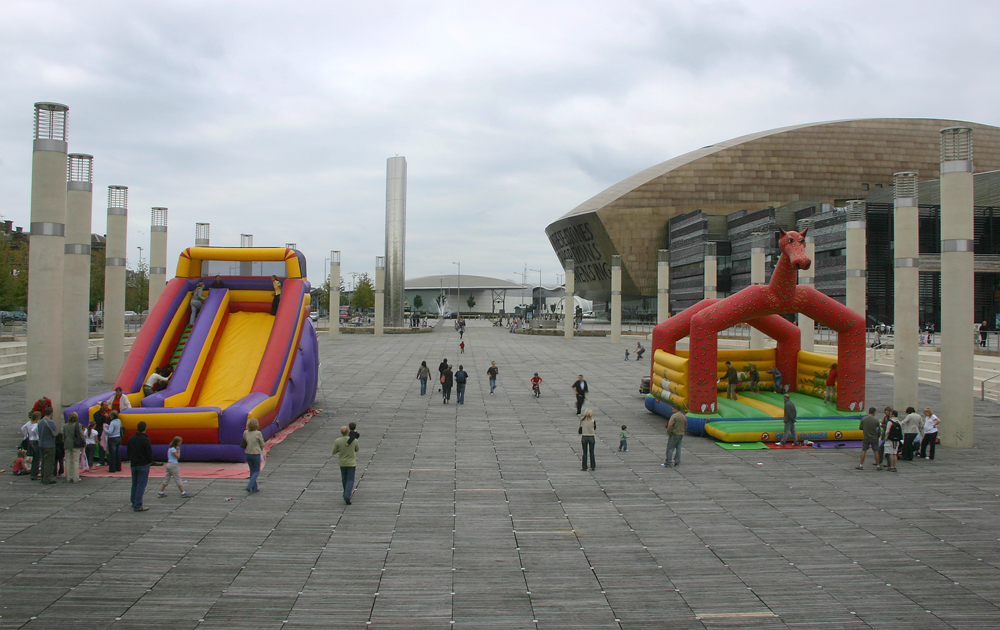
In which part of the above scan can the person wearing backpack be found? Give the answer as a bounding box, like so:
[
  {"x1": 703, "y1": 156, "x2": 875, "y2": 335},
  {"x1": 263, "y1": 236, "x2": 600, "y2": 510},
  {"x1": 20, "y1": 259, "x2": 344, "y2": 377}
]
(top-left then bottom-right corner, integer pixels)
[
  {"x1": 454, "y1": 365, "x2": 469, "y2": 404},
  {"x1": 883, "y1": 410, "x2": 903, "y2": 472}
]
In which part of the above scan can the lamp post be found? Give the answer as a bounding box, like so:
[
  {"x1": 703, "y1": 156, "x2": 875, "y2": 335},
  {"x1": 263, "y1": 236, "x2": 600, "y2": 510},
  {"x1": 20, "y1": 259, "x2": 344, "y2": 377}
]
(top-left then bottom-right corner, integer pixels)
[
  {"x1": 452, "y1": 262, "x2": 461, "y2": 316},
  {"x1": 137, "y1": 245, "x2": 143, "y2": 267}
]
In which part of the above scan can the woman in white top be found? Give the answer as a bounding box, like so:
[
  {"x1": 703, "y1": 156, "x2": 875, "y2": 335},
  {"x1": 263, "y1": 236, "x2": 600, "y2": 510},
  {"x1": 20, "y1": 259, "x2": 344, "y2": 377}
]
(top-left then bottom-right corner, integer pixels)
[
  {"x1": 84, "y1": 423, "x2": 98, "y2": 468},
  {"x1": 22, "y1": 414, "x2": 40, "y2": 480},
  {"x1": 919, "y1": 407, "x2": 941, "y2": 460},
  {"x1": 143, "y1": 367, "x2": 172, "y2": 396}
]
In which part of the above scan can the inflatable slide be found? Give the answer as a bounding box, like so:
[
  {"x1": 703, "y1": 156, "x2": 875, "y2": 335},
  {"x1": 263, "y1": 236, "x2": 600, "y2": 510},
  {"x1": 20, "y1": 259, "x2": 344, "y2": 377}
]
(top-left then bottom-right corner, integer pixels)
[{"x1": 65, "y1": 247, "x2": 319, "y2": 461}]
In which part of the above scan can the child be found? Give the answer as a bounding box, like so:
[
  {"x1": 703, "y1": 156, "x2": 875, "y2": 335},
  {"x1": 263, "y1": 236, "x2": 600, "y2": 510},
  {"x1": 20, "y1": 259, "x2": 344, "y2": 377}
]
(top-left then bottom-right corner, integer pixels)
[
  {"x1": 748, "y1": 364, "x2": 760, "y2": 393},
  {"x1": 459, "y1": 341, "x2": 465, "y2": 354},
  {"x1": 12, "y1": 449, "x2": 29, "y2": 475},
  {"x1": 624, "y1": 349, "x2": 630, "y2": 361},
  {"x1": 158, "y1": 436, "x2": 190, "y2": 498},
  {"x1": 824, "y1": 363, "x2": 838, "y2": 403},
  {"x1": 347, "y1": 421, "x2": 360, "y2": 445},
  {"x1": 618, "y1": 425, "x2": 628, "y2": 452},
  {"x1": 530, "y1": 372, "x2": 543, "y2": 397}
]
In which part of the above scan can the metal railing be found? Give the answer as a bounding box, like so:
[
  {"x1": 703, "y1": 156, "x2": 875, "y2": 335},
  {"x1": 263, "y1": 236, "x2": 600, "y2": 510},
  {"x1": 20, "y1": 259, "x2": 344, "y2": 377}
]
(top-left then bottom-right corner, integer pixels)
[{"x1": 981, "y1": 374, "x2": 1000, "y2": 401}]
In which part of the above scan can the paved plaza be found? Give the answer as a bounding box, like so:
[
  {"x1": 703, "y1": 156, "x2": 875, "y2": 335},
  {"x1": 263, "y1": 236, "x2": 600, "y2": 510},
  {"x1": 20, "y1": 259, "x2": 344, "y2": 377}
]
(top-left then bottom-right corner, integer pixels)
[{"x1": 2, "y1": 321, "x2": 1000, "y2": 629}]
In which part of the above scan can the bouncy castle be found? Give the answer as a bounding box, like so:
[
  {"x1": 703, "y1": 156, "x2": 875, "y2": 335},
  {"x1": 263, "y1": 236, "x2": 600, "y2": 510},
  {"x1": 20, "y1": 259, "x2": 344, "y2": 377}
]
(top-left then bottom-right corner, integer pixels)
[
  {"x1": 65, "y1": 247, "x2": 319, "y2": 461},
  {"x1": 646, "y1": 228, "x2": 866, "y2": 443}
]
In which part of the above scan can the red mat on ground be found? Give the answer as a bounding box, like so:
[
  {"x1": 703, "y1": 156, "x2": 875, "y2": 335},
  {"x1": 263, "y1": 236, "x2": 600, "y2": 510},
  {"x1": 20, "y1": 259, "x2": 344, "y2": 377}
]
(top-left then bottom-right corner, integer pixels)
[{"x1": 80, "y1": 410, "x2": 317, "y2": 479}]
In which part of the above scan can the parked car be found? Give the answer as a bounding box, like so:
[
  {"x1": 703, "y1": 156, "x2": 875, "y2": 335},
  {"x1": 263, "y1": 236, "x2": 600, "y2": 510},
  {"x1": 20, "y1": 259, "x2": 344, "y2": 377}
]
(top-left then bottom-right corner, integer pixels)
[
  {"x1": 125, "y1": 311, "x2": 138, "y2": 317},
  {"x1": 639, "y1": 376, "x2": 651, "y2": 395}
]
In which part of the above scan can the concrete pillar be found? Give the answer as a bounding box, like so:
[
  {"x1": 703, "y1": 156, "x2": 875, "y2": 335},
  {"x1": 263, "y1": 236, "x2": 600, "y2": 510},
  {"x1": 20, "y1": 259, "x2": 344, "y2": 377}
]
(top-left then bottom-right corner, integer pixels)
[
  {"x1": 610, "y1": 254, "x2": 622, "y2": 343},
  {"x1": 61, "y1": 153, "x2": 94, "y2": 406},
  {"x1": 103, "y1": 186, "x2": 128, "y2": 383},
  {"x1": 27, "y1": 103, "x2": 69, "y2": 414},
  {"x1": 240, "y1": 234, "x2": 253, "y2": 276},
  {"x1": 657, "y1": 249, "x2": 670, "y2": 323},
  {"x1": 704, "y1": 242, "x2": 717, "y2": 300},
  {"x1": 564, "y1": 258, "x2": 575, "y2": 339},
  {"x1": 845, "y1": 200, "x2": 867, "y2": 319},
  {"x1": 329, "y1": 251, "x2": 340, "y2": 339},
  {"x1": 195, "y1": 222, "x2": 210, "y2": 246},
  {"x1": 939, "y1": 128, "x2": 975, "y2": 448},
  {"x1": 893, "y1": 173, "x2": 920, "y2": 411},
  {"x1": 385, "y1": 156, "x2": 407, "y2": 328},
  {"x1": 750, "y1": 233, "x2": 767, "y2": 348},
  {"x1": 374, "y1": 256, "x2": 385, "y2": 337},
  {"x1": 149, "y1": 208, "x2": 167, "y2": 309},
  {"x1": 797, "y1": 219, "x2": 816, "y2": 352}
]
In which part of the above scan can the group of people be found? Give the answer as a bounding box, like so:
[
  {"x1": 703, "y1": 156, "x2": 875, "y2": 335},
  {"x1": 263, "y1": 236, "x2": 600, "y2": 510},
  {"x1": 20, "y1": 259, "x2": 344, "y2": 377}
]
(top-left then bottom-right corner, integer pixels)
[
  {"x1": 858, "y1": 406, "x2": 941, "y2": 471},
  {"x1": 717, "y1": 360, "x2": 792, "y2": 401}
]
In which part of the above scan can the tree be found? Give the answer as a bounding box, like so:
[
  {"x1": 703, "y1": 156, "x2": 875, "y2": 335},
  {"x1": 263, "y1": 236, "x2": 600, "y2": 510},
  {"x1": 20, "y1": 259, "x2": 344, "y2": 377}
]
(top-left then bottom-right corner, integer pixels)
[
  {"x1": 125, "y1": 261, "x2": 149, "y2": 313},
  {"x1": 339, "y1": 278, "x2": 349, "y2": 306},
  {"x1": 350, "y1": 272, "x2": 375, "y2": 310},
  {"x1": 90, "y1": 247, "x2": 105, "y2": 311},
  {"x1": 413, "y1": 294, "x2": 423, "y2": 311},
  {"x1": 466, "y1": 294, "x2": 476, "y2": 310},
  {"x1": 0, "y1": 234, "x2": 29, "y2": 310}
]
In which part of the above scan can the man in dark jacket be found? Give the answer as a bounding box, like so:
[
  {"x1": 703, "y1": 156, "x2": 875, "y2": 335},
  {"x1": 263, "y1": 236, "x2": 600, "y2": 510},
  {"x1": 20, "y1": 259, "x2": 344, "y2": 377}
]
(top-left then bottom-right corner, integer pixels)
[
  {"x1": 454, "y1": 365, "x2": 469, "y2": 404},
  {"x1": 572, "y1": 375, "x2": 589, "y2": 415},
  {"x1": 127, "y1": 421, "x2": 153, "y2": 512},
  {"x1": 437, "y1": 358, "x2": 448, "y2": 392},
  {"x1": 37, "y1": 408, "x2": 59, "y2": 484},
  {"x1": 778, "y1": 394, "x2": 801, "y2": 447}
]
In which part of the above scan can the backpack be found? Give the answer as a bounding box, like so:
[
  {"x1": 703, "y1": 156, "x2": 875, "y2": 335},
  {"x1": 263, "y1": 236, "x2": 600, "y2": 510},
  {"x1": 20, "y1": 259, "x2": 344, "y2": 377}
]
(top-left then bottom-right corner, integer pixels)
[{"x1": 886, "y1": 420, "x2": 903, "y2": 441}]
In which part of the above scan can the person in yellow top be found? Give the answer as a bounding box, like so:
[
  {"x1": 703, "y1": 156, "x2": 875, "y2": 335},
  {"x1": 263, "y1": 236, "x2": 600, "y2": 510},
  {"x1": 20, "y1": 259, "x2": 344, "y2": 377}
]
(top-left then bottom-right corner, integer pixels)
[
  {"x1": 270, "y1": 275, "x2": 282, "y2": 316},
  {"x1": 332, "y1": 426, "x2": 360, "y2": 504}
]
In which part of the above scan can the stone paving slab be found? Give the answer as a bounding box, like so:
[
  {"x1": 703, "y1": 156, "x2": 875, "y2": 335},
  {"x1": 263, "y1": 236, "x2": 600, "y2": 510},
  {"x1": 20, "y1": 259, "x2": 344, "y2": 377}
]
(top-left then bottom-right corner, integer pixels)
[{"x1": 2, "y1": 322, "x2": 1000, "y2": 628}]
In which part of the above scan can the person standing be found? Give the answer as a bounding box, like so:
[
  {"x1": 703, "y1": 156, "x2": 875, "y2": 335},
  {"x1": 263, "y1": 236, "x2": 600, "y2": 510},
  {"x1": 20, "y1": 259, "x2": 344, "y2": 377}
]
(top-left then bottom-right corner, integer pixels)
[
  {"x1": 981, "y1": 320, "x2": 989, "y2": 348},
  {"x1": 127, "y1": 421, "x2": 153, "y2": 511},
  {"x1": 416, "y1": 361, "x2": 431, "y2": 396},
  {"x1": 748, "y1": 364, "x2": 760, "y2": 393},
  {"x1": 332, "y1": 425, "x2": 360, "y2": 505},
  {"x1": 37, "y1": 408, "x2": 59, "y2": 484},
  {"x1": 618, "y1": 425, "x2": 628, "y2": 452},
  {"x1": 105, "y1": 412, "x2": 124, "y2": 473},
  {"x1": 900, "y1": 406, "x2": 922, "y2": 461},
  {"x1": 718, "y1": 361, "x2": 740, "y2": 401},
  {"x1": 242, "y1": 418, "x2": 265, "y2": 493},
  {"x1": 454, "y1": 365, "x2": 468, "y2": 404},
  {"x1": 442, "y1": 365, "x2": 454, "y2": 404},
  {"x1": 487, "y1": 361, "x2": 499, "y2": 395},
  {"x1": 571, "y1": 375, "x2": 589, "y2": 415},
  {"x1": 459, "y1": 340, "x2": 465, "y2": 354},
  {"x1": 883, "y1": 411, "x2": 903, "y2": 472},
  {"x1": 62, "y1": 412, "x2": 85, "y2": 483},
  {"x1": 93, "y1": 401, "x2": 111, "y2": 465},
  {"x1": 919, "y1": 407, "x2": 941, "y2": 460},
  {"x1": 270, "y1": 275, "x2": 282, "y2": 316},
  {"x1": 189, "y1": 282, "x2": 205, "y2": 326},
  {"x1": 857, "y1": 407, "x2": 880, "y2": 469},
  {"x1": 21, "y1": 413, "x2": 40, "y2": 480},
  {"x1": 106, "y1": 387, "x2": 132, "y2": 413},
  {"x1": 778, "y1": 394, "x2": 800, "y2": 447},
  {"x1": 767, "y1": 366, "x2": 784, "y2": 393},
  {"x1": 579, "y1": 409, "x2": 596, "y2": 471},
  {"x1": 84, "y1": 421, "x2": 98, "y2": 468},
  {"x1": 663, "y1": 404, "x2": 687, "y2": 467},
  {"x1": 824, "y1": 363, "x2": 838, "y2": 403}
]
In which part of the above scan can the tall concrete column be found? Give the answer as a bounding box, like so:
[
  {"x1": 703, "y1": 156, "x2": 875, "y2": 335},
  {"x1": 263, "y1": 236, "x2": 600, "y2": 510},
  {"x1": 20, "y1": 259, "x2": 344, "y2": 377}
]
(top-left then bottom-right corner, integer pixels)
[
  {"x1": 195, "y1": 222, "x2": 210, "y2": 246},
  {"x1": 704, "y1": 242, "x2": 717, "y2": 300},
  {"x1": 27, "y1": 103, "x2": 69, "y2": 413},
  {"x1": 103, "y1": 186, "x2": 128, "y2": 383},
  {"x1": 385, "y1": 156, "x2": 407, "y2": 328},
  {"x1": 374, "y1": 256, "x2": 385, "y2": 337},
  {"x1": 797, "y1": 219, "x2": 816, "y2": 352},
  {"x1": 61, "y1": 153, "x2": 94, "y2": 407},
  {"x1": 564, "y1": 259, "x2": 575, "y2": 339},
  {"x1": 750, "y1": 233, "x2": 767, "y2": 348},
  {"x1": 845, "y1": 200, "x2": 867, "y2": 319},
  {"x1": 149, "y1": 208, "x2": 167, "y2": 309},
  {"x1": 329, "y1": 251, "x2": 340, "y2": 340},
  {"x1": 610, "y1": 254, "x2": 622, "y2": 343},
  {"x1": 893, "y1": 173, "x2": 920, "y2": 411},
  {"x1": 657, "y1": 249, "x2": 670, "y2": 323},
  {"x1": 240, "y1": 234, "x2": 253, "y2": 275},
  {"x1": 939, "y1": 127, "x2": 975, "y2": 448}
]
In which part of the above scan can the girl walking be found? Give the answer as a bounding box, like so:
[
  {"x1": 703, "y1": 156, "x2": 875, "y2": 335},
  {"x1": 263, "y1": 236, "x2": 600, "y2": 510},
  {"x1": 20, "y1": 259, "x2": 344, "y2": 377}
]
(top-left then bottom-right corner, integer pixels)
[{"x1": 158, "y1": 436, "x2": 191, "y2": 498}]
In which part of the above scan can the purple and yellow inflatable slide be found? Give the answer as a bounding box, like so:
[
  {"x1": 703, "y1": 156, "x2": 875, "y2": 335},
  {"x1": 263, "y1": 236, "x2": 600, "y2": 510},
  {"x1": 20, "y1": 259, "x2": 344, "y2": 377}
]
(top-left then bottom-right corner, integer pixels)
[{"x1": 65, "y1": 247, "x2": 319, "y2": 461}]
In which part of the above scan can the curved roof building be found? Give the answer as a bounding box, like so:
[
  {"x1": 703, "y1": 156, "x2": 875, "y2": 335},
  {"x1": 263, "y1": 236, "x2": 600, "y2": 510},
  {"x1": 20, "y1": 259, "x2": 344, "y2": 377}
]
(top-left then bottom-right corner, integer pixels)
[{"x1": 545, "y1": 118, "x2": 1000, "y2": 299}]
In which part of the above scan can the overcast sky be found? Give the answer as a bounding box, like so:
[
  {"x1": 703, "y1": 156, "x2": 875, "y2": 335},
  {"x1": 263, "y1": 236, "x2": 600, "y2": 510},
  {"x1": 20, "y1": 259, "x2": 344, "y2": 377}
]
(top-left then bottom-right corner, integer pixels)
[{"x1": 2, "y1": 0, "x2": 999, "y2": 289}]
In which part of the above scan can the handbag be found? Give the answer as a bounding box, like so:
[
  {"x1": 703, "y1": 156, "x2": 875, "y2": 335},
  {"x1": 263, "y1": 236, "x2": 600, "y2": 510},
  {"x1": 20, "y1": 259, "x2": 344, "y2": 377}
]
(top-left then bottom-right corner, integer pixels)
[
  {"x1": 578, "y1": 426, "x2": 583, "y2": 434},
  {"x1": 241, "y1": 433, "x2": 248, "y2": 450},
  {"x1": 440, "y1": 375, "x2": 446, "y2": 384},
  {"x1": 73, "y1": 427, "x2": 85, "y2": 449}
]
